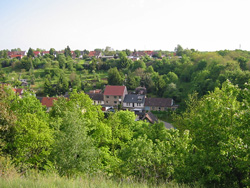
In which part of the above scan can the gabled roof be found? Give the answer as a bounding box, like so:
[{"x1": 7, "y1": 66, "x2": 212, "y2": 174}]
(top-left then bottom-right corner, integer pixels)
[
  {"x1": 41, "y1": 97, "x2": 58, "y2": 108},
  {"x1": 145, "y1": 98, "x2": 173, "y2": 107},
  {"x1": 8, "y1": 51, "x2": 26, "y2": 56},
  {"x1": 88, "y1": 51, "x2": 96, "y2": 57},
  {"x1": 142, "y1": 111, "x2": 158, "y2": 124},
  {"x1": 33, "y1": 51, "x2": 40, "y2": 56},
  {"x1": 103, "y1": 85, "x2": 126, "y2": 96},
  {"x1": 144, "y1": 51, "x2": 154, "y2": 56},
  {"x1": 86, "y1": 93, "x2": 104, "y2": 101},
  {"x1": 88, "y1": 51, "x2": 102, "y2": 57},
  {"x1": 13, "y1": 88, "x2": 24, "y2": 95},
  {"x1": 89, "y1": 89, "x2": 102, "y2": 94},
  {"x1": 123, "y1": 94, "x2": 145, "y2": 103}
]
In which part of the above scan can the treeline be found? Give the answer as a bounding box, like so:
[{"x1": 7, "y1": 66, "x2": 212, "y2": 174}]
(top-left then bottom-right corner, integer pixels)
[
  {"x1": 2, "y1": 47, "x2": 250, "y2": 110},
  {"x1": 1, "y1": 81, "x2": 249, "y2": 187}
]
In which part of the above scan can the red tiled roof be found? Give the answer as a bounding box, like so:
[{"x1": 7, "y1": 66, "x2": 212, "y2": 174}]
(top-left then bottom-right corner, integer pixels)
[
  {"x1": 42, "y1": 51, "x2": 50, "y2": 54},
  {"x1": 13, "y1": 88, "x2": 23, "y2": 95},
  {"x1": 88, "y1": 51, "x2": 96, "y2": 57},
  {"x1": 144, "y1": 51, "x2": 154, "y2": 56},
  {"x1": 33, "y1": 51, "x2": 40, "y2": 55},
  {"x1": 41, "y1": 97, "x2": 58, "y2": 108},
  {"x1": 10, "y1": 55, "x2": 22, "y2": 58},
  {"x1": 103, "y1": 85, "x2": 126, "y2": 96}
]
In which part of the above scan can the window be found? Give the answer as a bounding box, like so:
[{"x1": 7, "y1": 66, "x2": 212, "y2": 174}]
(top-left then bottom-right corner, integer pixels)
[
  {"x1": 119, "y1": 96, "x2": 121, "y2": 99},
  {"x1": 106, "y1": 96, "x2": 109, "y2": 98},
  {"x1": 137, "y1": 103, "x2": 141, "y2": 106},
  {"x1": 114, "y1": 101, "x2": 117, "y2": 104},
  {"x1": 106, "y1": 101, "x2": 108, "y2": 103},
  {"x1": 114, "y1": 96, "x2": 117, "y2": 99}
]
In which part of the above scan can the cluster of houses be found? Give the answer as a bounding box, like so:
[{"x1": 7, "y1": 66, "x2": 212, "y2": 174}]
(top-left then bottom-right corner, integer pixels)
[
  {"x1": 87, "y1": 85, "x2": 178, "y2": 112},
  {"x1": 38, "y1": 85, "x2": 177, "y2": 126},
  {"x1": 1, "y1": 83, "x2": 176, "y2": 127},
  {"x1": 7, "y1": 50, "x2": 180, "y2": 60}
]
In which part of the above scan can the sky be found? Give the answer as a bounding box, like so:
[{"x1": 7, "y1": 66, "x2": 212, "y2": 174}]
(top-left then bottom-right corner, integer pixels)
[{"x1": 0, "y1": 0, "x2": 250, "y2": 51}]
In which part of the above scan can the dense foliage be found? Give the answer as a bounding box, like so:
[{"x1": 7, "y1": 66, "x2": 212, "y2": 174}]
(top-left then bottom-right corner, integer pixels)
[
  {"x1": 2, "y1": 46, "x2": 250, "y2": 110},
  {"x1": 1, "y1": 80, "x2": 249, "y2": 187},
  {"x1": 1, "y1": 46, "x2": 250, "y2": 186}
]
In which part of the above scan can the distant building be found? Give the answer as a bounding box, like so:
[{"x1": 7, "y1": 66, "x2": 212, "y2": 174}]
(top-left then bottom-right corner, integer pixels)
[
  {"x1": 86, "y1": 93, "x2": 104, "y2": 105},
  {"x1": 144, "y1": 97, "x2": 178, "y2": 111},
  {"x1": 40, "y1": 97, "x2": 58, "y2": 111},
  {"x1": 103, "y1": 85, "x2": 128, "y2": 107},
  {"x1": 8, "y1": 51, "x2": 26, "y2": 59},
  {"x1": 123, "y1": 94, "x2": 145, "y2": 111}
]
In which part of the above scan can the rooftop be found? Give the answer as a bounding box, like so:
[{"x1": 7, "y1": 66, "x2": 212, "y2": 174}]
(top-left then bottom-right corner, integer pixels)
[{"x1": 103, "y1": 85, "x2": 126, "y2": 96}]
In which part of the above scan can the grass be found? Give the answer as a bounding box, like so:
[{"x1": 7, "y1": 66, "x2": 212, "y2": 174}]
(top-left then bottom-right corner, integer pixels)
[
  {"x1": 3, "y1": 66, "x2": 108, "y2": 92},
  {"x1": 0, "y1": 173, "x2": 192, "y2": 188}
]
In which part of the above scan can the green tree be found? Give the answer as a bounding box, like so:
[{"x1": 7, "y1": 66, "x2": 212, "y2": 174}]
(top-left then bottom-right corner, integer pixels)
[
  {"x1": 14, "y1": 113, "x2": 53, "y2": 169},
  {"x1": 9, "y1": 92, "x2": 53, "y2": 170},
  {"x1": 108, "y1": 67, "x2": 123, "y2": 85},
  {"x1": 165, "y1": 72, "x2": 179, "y2": 84},
  {"x1": 126, "y1": 74, "x2": 140, "y2": 90},
  {"x1": 51, "y1": 108, "x2": 99, "y2": 176},
  {"x1": 44, "y1": 77, "x2": 54, "y2": 96},
  {"x1": 49, "y1": 48, "x2": 55, "y2": 56},
  {"x1": 176, "y1": 81, "x2": 250, "y2": 187},
  {"x1": 118, "y1": 51, "x2": 131, "y2": 69},
  {"x1": 27, "y1": 48, "x2": 34, "y2": 58},
  {"x1": 49, "y1": 91, "x2": 104, "y2": 175},
  {"x1": 74, "y1": 50, "x2": 81, "y2": 58},
  {"x1": 64, "y1": 46, "x2": 72, "y2": 57},
  {"x1": 119, "y1": 123, "x2": 192, "y2": 183},
  {"x1": 56, "y1": 73, "x2": 69, "y2": 95},
  {"x1": 174, "y1": 44, "x2": 184, "y2": 56},
  {"x1": 0, "y1": 87, "x2": 16, "y2": 154}
]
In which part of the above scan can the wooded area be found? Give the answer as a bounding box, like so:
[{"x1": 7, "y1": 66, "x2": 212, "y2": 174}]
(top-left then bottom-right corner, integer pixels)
[{"x1": 1, "y1": 46, "x2": 250, "y2": 187}]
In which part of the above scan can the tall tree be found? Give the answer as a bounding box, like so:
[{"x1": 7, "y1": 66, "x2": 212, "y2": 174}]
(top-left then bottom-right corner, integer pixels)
[
  {"x1": 64, "y1": 46, "x2": 72, "y2": 57},
  {"x1": 27, "y1": 48, "x2": 34, "y2": 58},
  {"x1": 49, "y1": 48, "x2": 55, "y2": 56},
  {"x1": 175, "y1": 81, "x2": 250, "y2": 187},
  {"x1": 108, "y1": 67, "x2": 123, "y2": 85}
]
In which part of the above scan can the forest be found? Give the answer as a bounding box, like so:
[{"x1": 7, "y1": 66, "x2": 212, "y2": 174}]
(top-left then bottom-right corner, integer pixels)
[{"x1": 0, "y1": 46, "x2": 250, "y2": 187}]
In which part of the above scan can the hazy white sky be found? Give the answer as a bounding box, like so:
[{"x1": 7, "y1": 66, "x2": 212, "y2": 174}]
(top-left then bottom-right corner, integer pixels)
[{"x1": 0, "y1": 0, "x2": 250, "y2": 51}]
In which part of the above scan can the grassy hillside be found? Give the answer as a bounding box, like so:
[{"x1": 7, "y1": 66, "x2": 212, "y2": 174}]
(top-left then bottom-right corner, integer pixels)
[{"x1": 0, "y1": 174, "x2": 193, "y2": 188}]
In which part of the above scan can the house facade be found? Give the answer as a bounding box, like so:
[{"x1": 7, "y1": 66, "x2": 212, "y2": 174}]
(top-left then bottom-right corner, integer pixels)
[
  {"x1": 8, "y1": 51, "x2": 26, "y2": 59},
  {"x1": 103, "y1": 85, "x2": 127, "y2": 106},
  {"x1": 123, "y1": 94, "x2": 145, "y2": 111},
  {"x1": 87, "y1": 93, "x2": 104, "y2": 105},
  {"x1": 144, "y1": 97, "x2": 178, "y2": 111}
]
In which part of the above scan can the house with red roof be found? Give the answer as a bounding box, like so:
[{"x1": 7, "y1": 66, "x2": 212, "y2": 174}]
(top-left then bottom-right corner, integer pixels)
[
  {"x1": 33, "y1": 51, "x2": 41, "y2": 57},
  {"x1": 41, "y1": 97, "x2": 58, "y2": 111},
  {"x1": 12, "y1": 88, "x2": 24, "y2": 97},
  {"x1": 8, "y1": 51, "x2": 26, "y2": 59},
  {"x1": 41, "y1": 51, "x2": 50, "y2": 56},
  {"x1": 88, "y1": 51, "x2": 103, "y2": 58},
  {"x1": 103, "y1": 85, "x2": 127, "y2": 106}
]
